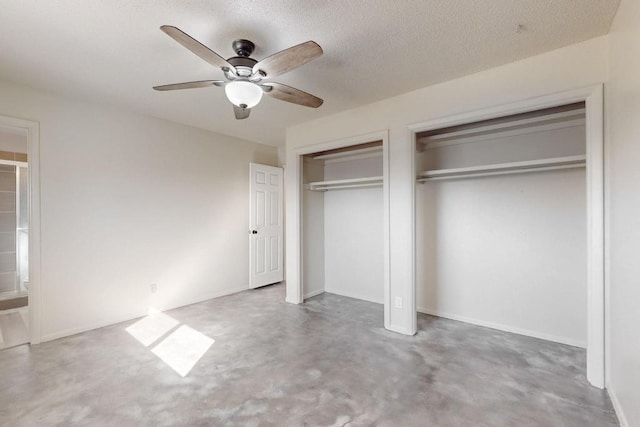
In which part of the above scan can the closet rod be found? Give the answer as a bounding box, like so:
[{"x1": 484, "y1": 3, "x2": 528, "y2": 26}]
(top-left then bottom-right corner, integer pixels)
[
  {"x1": 308, "y1": 182, "x2": 383, "y2": 191},
  {"x1": 307, "y1": 176, "x2": 383, "y2": 191},
  {"x1": 417, "y1": 163, "x2": 585, "y2": 182},
  {"x1": 417, "y1": 155, "x2": 586, "y2": 182}
]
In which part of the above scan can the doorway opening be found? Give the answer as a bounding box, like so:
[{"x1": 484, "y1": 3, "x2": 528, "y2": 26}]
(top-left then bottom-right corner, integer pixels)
[
  {"x1": 0, "y1": 124, "x2": 29, "y2": 349},
  {"x1": 0, "y1": 115, "x2": 40, "y2": 347}
]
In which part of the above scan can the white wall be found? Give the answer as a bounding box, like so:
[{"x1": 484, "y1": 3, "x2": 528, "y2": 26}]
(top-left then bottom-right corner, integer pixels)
[
  {"x1": 302, "y1": 159, "x2": 325, "y2": 298},
  {"x1": 606, "y1": 0, "x2": 640, "y2": 424},
  {"x1": 0, "y1": 79, "x2": 278, "y2": 341},
  {"x1": 287, "y1": 36, "x2": 608, "y2": 334},
  {"x1": 417, "y1": 169, "x2": 587, "y2": 346},
  {"x1": 0, "y1": 129, "x2": 27, "y2": 153},
  {"x1": 324, "y1": 156, "x2": 384, "y2": 303}
]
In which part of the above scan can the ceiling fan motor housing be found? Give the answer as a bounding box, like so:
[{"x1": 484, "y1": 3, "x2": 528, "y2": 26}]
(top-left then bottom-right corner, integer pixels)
[
  {"x1": 232, "y1": 39, "x2": 255, "y2": 57},
  {"x1": 227, "y1": 39, "x2": 258, "y2": 77},
  {"x1": 227, "y1": 58, "x2": 257, "y2": 76}
]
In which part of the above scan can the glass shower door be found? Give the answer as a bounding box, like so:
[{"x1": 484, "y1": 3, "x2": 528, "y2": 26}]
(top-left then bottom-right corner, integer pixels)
[{"x1": 17, "y1": 166, "x2": 28, "y2": 293}]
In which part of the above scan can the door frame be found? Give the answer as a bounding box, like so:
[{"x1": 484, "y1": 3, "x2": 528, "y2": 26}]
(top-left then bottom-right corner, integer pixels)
[
  {"x1": 0, "y1": 114, "x2": 42, "y2": 344},
  {"x1": 408, "y1": 85, "x2": 605, "y2": 388},
  {"x1": 285, "y1": 130, "x2": 391, "y2": 329}
]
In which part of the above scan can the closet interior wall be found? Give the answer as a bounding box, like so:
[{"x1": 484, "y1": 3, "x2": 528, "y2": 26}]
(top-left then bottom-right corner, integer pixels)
[
  {"x1": 415, "y1": 103, "x2": 588, "y2": 347},
  {"x1": 302, "y1": 156, "x2": 325, "y2": 298},
  {"x1": 302, "y1": 143, "x2": 384, "y2": 303}
]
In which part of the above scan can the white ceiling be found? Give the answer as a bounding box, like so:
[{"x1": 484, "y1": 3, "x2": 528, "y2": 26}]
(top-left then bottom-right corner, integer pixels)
[{"x1": 0, "y1": 1, "x2": 620, "y2": 146}]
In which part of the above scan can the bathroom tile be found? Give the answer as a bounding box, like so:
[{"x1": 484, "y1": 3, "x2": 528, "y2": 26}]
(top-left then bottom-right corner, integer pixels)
[
  {"x1": 0, "y1": 272, "x2": 16, "y2": 293},
  {"x1": 0, "y1": 192, "x2": 15, "y2": 213},
  {"x1": 0, "y1": 233, "x2": 15, "y2": 252},
  {"x1": 0, "y1": 253, "x2": 16, "y2": 273},
  {"x1": 0, "y1": 172, "x2": 15, "y2": 192},
  {"x1": 0, "y1": 213, "x2": 16, "y2": 233}
]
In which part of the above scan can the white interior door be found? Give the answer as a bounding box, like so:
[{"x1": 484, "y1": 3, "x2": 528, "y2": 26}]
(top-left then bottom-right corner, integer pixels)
[{"x1": 249, "y1": 163, "x2": 283, "y2": 288}]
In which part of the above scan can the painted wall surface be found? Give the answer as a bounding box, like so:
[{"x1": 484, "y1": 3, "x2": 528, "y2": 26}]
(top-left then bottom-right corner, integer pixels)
[
  {"x1": 416, "y1": 169, "x2": 587, "y2": 346},
  {"x1": 287, "y1": 36, "x2": 608, "y2": 334},
  {"x1": 324, "y1": 156, "x2": 384, "y2": 303},
  {"x1": 302, "y1": 159, "x2": 325, "y2": 298},
  {"x1": 0, "y1": 79, "x2": 278, "y2": 341},
  {"x1": 606, "y1": 0, "x2": 640, "y2": 424},
  {"x1": 0, "y1": 130, "x2": 27, "y2": 153}
]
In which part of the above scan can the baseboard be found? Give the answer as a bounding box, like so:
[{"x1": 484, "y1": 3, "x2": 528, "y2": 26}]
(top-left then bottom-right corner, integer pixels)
[
  {"x1": 607, "y1": 383, "x2": 629, "y2": 427},
  {"x1": 303, "y1": 288, "x2": 325, "y2": 299},
  {"x1": 40, "y1": 284, "x2": 248, "y2": 343},
  {"x1": 387, "y1": 323, "x2": 415, "y2": 336},
  {"x1": 417, "y1": 307, "x2": 587, "y2": 348},
  {"x1": 324, "y1": 288, "x2": 383, "y2": 305},
  {"x1": 157, "y1": 284, "x2": 249, "y2": 313}
]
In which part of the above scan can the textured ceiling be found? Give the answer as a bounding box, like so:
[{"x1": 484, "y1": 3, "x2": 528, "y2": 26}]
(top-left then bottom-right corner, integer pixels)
[{"x1": 0, "y1": 1, "x2": 620, "y2": 146}]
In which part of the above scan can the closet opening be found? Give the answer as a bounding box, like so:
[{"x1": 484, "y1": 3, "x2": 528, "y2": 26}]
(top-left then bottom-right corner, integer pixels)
[
  {"x1": 285, "y1": 131, "x2": 390, "y2": 329},
  {"x1": 411, "y1": 86, "x2": 605, "y2": 388},
  {"x1": 301, "y1": 141, "x2": 384, "y2": 320}
]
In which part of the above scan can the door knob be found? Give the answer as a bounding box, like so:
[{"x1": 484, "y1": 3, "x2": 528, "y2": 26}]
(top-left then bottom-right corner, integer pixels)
[{"x1": 251, "y1": 230, "x2": 258, "y2": 234}]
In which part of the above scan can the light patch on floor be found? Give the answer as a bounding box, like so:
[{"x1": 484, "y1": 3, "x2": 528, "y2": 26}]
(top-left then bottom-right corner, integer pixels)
[
  {"x1": 125, "y1": 312, "x2": 179, "y2": 347},
  {"x1": 330, "y1": 415, "x2": 351, "y2": 427},
  {"x1": 125, "y1": 310, "x2": 214, "y2": 377},
  {"x1": 151, "y1": 325, "x2": 214, "y2": 377}
]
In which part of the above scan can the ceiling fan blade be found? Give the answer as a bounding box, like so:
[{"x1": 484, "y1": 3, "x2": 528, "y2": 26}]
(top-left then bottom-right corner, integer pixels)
[
  {"x1": 252, "y1": 41, "x2": 322, "y2": 78},
  {"x1": 234, "y1": 105, "x2": 251, "y2": 120},
  {"x1": 153, "y1": 80, "x2": 225, "y2": 91},
  {"x1": 262, "y1": 82, "x2": 323, "y2": 108},
  {"x1": 160, "y1": 25, "x2": 235, "y2": 72}
]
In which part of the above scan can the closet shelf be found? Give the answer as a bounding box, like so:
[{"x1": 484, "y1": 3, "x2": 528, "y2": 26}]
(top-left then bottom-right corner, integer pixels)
[
  {"x1": 416, "y1": 103, "x2": 586, "y2": 149},
  {"x1": 306, "y1": 176, "x2": 383, "y2": 191},
  {"x1": 417, "y1": 155, "x2": 586, "y2": 182}
]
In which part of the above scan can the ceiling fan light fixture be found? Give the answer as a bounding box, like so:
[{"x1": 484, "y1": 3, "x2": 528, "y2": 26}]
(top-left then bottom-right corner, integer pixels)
[{"x1": 224, "y1": 80, "x2": 263, "y2": 108}]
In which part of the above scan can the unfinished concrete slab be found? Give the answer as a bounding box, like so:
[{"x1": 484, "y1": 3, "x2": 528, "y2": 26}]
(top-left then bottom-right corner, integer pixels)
[{"x1": 0, "y1": 284, "x2": 617, "y2": 426}]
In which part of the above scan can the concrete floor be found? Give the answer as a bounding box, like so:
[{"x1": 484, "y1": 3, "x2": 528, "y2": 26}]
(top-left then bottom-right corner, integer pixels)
[
  {"x1": 0, "y1": 284, "x2": 617, "y2": 426},
  {"x1": 0, "y1": 307, "x2": 29, "y2": 350}
]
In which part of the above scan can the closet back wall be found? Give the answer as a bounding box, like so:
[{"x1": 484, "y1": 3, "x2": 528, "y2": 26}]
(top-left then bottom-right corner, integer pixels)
[
  {"x1": 324, "y1": 156, "x2": 384, "y2": 303},
  {"x1": 416, "y1": 128, "x2": 587, "y2": 347}
]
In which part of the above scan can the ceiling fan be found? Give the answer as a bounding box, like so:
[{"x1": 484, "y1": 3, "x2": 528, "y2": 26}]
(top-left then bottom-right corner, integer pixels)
[{"x1": 153, "y1": 25, "x2": 324, "y2": 119}]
